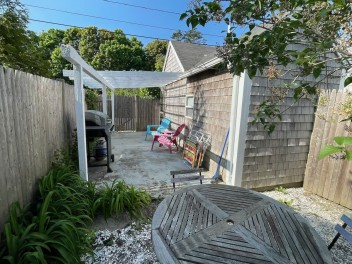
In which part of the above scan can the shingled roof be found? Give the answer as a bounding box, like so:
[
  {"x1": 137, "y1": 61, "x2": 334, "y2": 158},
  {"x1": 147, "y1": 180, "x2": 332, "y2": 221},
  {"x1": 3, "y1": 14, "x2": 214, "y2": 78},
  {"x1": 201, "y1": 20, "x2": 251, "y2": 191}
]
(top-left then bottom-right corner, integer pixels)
[{"x1": 170, "y1": 41, "x2": 218, "y2": 71}]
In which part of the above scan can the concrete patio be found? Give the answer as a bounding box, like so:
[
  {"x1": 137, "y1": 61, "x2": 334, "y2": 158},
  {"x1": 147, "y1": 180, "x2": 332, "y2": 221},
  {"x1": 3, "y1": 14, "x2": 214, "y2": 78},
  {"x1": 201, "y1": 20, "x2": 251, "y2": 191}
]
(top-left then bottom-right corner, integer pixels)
[{"x1": 88, "y1": 131, "x2": 213, "y2": 196}]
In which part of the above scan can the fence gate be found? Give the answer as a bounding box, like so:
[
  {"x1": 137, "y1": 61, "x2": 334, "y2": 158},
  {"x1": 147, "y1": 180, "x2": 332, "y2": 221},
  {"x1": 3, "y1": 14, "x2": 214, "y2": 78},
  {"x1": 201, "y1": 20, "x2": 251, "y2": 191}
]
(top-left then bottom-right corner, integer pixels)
[{"x1": 99, "y1": 95, "x2": 160, "y2": 131}]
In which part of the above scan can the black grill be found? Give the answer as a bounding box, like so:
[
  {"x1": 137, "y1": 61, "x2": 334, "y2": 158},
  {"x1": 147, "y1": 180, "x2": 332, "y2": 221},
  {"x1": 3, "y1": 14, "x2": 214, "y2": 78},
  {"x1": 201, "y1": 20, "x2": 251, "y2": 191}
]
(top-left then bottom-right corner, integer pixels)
[{"x1": 85, "y1": 110, "x2": 114, "y2": 172}]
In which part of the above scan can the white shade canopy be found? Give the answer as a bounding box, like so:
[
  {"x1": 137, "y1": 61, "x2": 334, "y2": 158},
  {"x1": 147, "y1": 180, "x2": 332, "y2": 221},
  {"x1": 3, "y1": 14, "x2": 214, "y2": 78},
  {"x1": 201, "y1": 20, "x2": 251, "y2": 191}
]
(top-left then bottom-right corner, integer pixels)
[{"x1": 63, "y1": 70, "x2": 181, "y2": 89}]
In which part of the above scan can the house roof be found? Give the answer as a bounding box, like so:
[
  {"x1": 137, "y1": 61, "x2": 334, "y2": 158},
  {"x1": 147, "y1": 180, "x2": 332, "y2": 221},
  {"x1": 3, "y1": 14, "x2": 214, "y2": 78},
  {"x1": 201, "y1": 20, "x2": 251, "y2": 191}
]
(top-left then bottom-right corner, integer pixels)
[
  {"x1": 170, "y1": 41, "x2": 218, "y2": 71},
  {"x1": 163, "y1": 27, "x2": 266, "y2": 79}
]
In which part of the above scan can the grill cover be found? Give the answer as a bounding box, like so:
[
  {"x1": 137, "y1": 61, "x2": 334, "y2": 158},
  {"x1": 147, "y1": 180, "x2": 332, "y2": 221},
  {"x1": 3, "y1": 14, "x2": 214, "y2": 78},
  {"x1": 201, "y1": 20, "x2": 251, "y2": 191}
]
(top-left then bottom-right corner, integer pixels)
[{"x1": 85, "y1": 110, "x2": 111, "y2": 126}]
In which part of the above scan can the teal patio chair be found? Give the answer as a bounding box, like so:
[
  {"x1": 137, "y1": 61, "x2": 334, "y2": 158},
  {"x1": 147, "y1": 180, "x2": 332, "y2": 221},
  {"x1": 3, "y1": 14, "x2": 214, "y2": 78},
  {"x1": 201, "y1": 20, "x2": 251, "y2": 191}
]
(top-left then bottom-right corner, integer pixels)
[{"x1": 145, "y1": 117, "x2": 171, "y2": 140}]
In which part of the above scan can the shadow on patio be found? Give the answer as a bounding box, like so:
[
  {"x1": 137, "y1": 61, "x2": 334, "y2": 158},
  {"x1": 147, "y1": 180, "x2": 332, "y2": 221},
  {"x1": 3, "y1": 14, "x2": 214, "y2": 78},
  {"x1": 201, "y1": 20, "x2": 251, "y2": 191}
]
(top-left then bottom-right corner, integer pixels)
[{"x1": 88, "y1": 131, "x2": 212, "y2": 197}]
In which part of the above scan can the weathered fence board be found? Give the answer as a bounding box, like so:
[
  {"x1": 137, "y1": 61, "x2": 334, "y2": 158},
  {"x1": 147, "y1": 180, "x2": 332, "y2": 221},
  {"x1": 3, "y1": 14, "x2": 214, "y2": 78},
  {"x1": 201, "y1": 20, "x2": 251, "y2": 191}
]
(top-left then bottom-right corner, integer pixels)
[
  {"x1": 3, "y1": 69, "x2": 21, "y2": 210},
  {"x1": 0, "y1": 67, "x2": 10, "y2": 225},
  {"x1": 304, "y1": 89, "x2": 352, "y2": 209},
  {"x1": 0, "y1": 66, "x2": 76, "y2": 229},
  {"x1": 98, "y1": 95, "x2": 160, "y2": 131}
]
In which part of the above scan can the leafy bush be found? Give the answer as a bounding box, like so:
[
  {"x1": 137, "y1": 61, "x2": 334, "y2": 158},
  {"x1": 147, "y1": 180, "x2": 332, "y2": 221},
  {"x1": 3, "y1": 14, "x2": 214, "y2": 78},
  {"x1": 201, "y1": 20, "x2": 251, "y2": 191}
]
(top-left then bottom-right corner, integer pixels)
[
  {"x1": 85, "y1": 88, "x2": 99, "y2": 110},
  {"x1": 0, "y1": 149, "x2": 152, "y2": 263},
  {"x1": 0, "y1": 166, "x2": 95, "y2": 263},
  {"x1": 98, "y1": 179, "x2": 151, "y2": 220}
]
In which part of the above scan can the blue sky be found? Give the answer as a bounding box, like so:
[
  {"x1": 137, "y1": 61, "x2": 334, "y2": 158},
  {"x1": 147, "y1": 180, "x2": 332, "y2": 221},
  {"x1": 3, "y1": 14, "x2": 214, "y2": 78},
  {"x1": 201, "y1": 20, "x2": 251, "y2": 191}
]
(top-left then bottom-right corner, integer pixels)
[{"x1": 23, "y1": 0, "x2": 234, "y2": 46}]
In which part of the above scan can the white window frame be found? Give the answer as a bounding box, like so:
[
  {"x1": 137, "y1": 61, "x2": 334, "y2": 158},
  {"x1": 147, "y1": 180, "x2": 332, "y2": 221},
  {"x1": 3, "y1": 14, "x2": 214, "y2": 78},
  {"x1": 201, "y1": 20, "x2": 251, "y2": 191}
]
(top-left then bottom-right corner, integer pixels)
[{"x1": 185, "y1": 94, "x2": 194, "y2": 119}]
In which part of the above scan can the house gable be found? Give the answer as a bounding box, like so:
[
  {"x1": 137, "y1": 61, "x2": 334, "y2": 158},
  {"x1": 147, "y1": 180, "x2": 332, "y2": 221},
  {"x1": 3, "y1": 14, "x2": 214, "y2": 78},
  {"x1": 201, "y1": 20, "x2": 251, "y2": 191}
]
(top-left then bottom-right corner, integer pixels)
[
  {"x1": 163, "y1": 42, "x2": 184, "y2": 72},
  {"x1": 163, "y1": 41, "x2": 218, "y2": 73}
]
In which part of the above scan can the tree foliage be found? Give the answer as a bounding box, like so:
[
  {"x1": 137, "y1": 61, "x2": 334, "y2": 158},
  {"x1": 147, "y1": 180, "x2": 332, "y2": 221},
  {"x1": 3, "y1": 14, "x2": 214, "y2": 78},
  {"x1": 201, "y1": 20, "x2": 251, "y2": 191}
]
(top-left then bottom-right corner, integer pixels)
[
  {"x1": 145, "y1": 39, "x2": 168, "y2": 71},
  {"x1": 0, "y1": 0, "x2": 49, "y2": 76},
  {"x1": 37, "y1": 27, "x2": 166, "y2": 99},
  {"x1": 1, "y1": 0, "x2": 167, "y2": 99},
  {"x1": 171, "y1": 28, "x2": 206, "y2": 44},
  {"x1": 182, "y1": 0, "x2": 352, "y2": 132},
  {"x1": 37, "y1": 27, "x2": 153, "y2": 77}
]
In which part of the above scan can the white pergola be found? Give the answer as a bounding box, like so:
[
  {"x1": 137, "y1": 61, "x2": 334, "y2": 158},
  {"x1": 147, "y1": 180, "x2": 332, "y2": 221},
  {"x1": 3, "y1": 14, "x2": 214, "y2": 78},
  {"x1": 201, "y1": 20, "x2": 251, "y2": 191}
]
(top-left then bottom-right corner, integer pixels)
[{"x1": 61, "y1": 45, "x2": 181, "y2": 181}]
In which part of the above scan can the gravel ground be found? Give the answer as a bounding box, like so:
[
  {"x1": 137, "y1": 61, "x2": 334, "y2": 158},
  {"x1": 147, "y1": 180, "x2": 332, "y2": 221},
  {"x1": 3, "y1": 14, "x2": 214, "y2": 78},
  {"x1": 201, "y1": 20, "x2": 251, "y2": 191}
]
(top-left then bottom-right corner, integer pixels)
[{"x1": 82, "y1": 187, "x2": 352, "y2": 264}]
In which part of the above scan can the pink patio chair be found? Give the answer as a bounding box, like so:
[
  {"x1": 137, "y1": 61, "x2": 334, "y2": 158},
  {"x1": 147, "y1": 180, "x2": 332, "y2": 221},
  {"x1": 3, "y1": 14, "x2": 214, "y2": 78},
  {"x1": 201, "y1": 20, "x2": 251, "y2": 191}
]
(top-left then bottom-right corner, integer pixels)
[{"x1": 151, "y1": 124, "x2": 188, "y2": 153}]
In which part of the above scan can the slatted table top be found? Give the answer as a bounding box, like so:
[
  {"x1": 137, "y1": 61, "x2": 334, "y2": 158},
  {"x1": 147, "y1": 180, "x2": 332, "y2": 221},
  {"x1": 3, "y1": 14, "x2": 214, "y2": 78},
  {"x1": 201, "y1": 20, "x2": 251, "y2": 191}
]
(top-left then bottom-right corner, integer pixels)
[{"x1": 152, "y1": 184, "x2": 332, "y2": 264}]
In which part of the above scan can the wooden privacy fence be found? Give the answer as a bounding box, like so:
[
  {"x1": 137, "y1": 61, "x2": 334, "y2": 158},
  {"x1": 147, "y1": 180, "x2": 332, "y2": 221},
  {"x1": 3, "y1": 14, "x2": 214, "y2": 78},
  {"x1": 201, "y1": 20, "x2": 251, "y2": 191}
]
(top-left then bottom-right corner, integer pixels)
[
  {"x1": 304, "y1": 89, "x2": 352, "y2": 209},
  {"x1": 99, "y1": 95, "x2": 160, "y2": 131},
  {"x1": 0, "y1": 66, "x2": 76, "y2": 229}
]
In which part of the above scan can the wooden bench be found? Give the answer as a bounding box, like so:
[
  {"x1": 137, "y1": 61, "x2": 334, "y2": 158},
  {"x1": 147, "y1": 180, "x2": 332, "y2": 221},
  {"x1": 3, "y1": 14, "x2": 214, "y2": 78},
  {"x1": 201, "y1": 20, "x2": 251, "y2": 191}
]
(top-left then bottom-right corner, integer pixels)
[
  {"x1": 170, "y1": 168, "x2": 203, "y2": 191},
  {"x1": 328, "y1": 214, "x2": 352, "y2": 249}
]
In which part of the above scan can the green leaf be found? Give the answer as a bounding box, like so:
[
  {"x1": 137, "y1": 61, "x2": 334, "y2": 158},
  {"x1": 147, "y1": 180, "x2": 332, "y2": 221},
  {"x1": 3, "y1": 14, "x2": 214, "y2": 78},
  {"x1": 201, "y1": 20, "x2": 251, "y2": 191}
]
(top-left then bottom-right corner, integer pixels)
[
  {"x1": 249, "y1": 24, "x2": 255, "y2": 30},
  {"x1": 334, "y1": 0, "x2": 346, "y2": 8},
  {"x1": 319, "y1": 8, "x2": 328, "y2": 18},
  {"x1": 344, "y1": 77, "x2": 352, "y2": 87},
  {"x1": 319, "y1": 145, "x2": 343, "y2": 159},
  {"x1": 313, "y1": 67, "x2": 322, "y2": 78},
  {"x1": 179, "y1": 13, "x2": 188, "y2": 21},
  {"x1": 346, "y1": 150, "x2": 352, "y2": 160},
  {"x1": 334, "y1": 136, "x2": 352, "y2": 146}
]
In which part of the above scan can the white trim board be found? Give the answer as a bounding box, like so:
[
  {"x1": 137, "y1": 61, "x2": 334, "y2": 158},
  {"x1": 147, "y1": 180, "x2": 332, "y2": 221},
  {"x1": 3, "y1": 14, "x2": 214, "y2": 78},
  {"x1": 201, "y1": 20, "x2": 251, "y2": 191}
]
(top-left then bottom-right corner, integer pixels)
[{"x1": 227, "y1": 71, "x2": 252, "y2": 187}]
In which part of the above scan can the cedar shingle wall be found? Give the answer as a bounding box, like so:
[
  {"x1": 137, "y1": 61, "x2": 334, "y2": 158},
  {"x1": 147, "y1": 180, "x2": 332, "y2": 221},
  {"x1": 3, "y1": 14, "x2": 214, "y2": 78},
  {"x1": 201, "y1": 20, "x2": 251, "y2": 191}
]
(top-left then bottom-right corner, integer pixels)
[
  {"x1": 242, "y1": 61, "x2": 341, "y2": 189},
  {"x1": 188, "y1": 72, "x2": 232, "y2": 173},
  {"x1": 162, "y1": 78, "x2": 187, "y2": 126},
  {"x1": 163, "y1": 71, "x2": 232, "y2": 174},
  {"x1": 162, "y1": 57, "x2": 340, "y2": 189}
]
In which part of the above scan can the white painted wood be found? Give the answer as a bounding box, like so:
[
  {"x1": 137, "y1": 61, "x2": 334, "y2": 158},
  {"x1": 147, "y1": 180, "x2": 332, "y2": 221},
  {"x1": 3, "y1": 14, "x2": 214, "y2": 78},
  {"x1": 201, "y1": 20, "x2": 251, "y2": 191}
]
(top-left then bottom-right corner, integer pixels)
[
  {"x1": 229, "y1": 71, "x2": 252, "y2": 187},
  {"x1": 162, "y1": 41, "x2": 172, "y2": 72},
  {"x1": 226, "y1": 75, "x2": 241, "y2": 184},
  {"x1": 61, "y1": 45, "x2": 115, "y2": 180},
  {"x1": 61, "y1": 45, "x2": 113, "y2": 89},
  {"x1": 63, "y1": 70, "x2": 181, "y2": 89},
  {"x1": 180, "y1": 57, "x2": 223, "y2": 79},
  {"x1": 102, "y1": 85, "x2": 107, "y2": 114},
  {"x1": 73, "y1": 65, "x2": 88, "y2": 181}
]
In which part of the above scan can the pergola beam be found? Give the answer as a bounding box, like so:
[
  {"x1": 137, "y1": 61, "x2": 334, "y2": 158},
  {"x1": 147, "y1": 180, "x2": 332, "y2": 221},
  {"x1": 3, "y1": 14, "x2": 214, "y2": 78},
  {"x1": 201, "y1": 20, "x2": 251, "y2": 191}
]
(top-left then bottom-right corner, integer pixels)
[
  {"x1": 61, "y1": 45, "x2": 114, "y2": 90},
  {"x1": 62, "y1": 70, "x2": 181, "y2": 88}
]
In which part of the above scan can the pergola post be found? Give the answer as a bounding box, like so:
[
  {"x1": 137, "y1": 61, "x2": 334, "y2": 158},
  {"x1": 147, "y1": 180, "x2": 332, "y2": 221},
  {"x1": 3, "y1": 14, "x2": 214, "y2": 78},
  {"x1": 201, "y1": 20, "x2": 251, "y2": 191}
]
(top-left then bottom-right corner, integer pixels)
[
  {"x1": 102, "y1": 85, "x2": 107, "y2": 114},
  {"x1": 73, "y1": 64, "x2": 88, "y2": 181},
  {"x1": 61, "y1": 45, "x2": 114, "y2": 181}
]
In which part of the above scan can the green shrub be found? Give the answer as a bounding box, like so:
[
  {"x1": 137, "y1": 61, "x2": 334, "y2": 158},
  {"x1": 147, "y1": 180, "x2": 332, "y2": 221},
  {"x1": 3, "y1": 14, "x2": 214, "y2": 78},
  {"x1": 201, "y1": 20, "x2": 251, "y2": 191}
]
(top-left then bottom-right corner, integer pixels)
[
  {"x1": 98, "y1": 179, "x2": 151, "y2": 220},
  {"x1": 1, "y1": 154, "x2": 152, "y2": 263},
  {"x1": 0, "y1": 167, "x2": 94, "y2": 263},
  {"x1": 85, "y1": 89, "x2": 99, "y2": 110}
]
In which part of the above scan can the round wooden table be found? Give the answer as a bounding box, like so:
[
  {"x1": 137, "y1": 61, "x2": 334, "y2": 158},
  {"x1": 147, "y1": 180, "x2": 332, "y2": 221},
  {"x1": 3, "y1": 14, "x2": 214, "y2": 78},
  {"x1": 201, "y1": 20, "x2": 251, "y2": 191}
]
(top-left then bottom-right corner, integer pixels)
[{"x1": 152, "y1": 184, "x2": 332, "y2": 264}]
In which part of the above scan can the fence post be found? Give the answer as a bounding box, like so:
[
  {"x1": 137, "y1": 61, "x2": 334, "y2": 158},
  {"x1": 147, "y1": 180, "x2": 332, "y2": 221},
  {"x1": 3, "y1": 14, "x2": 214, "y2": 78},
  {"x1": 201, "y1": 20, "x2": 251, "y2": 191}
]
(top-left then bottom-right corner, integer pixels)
[
  {"x1": 111, "y1": 93, "x2": 115, "y2": 129},
  {"x1": 134, "y1": 96, "x2": 138, "y2": 131},
  {"x1": 61, "y1": 79, "x2": 68, "y2": 148}
]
